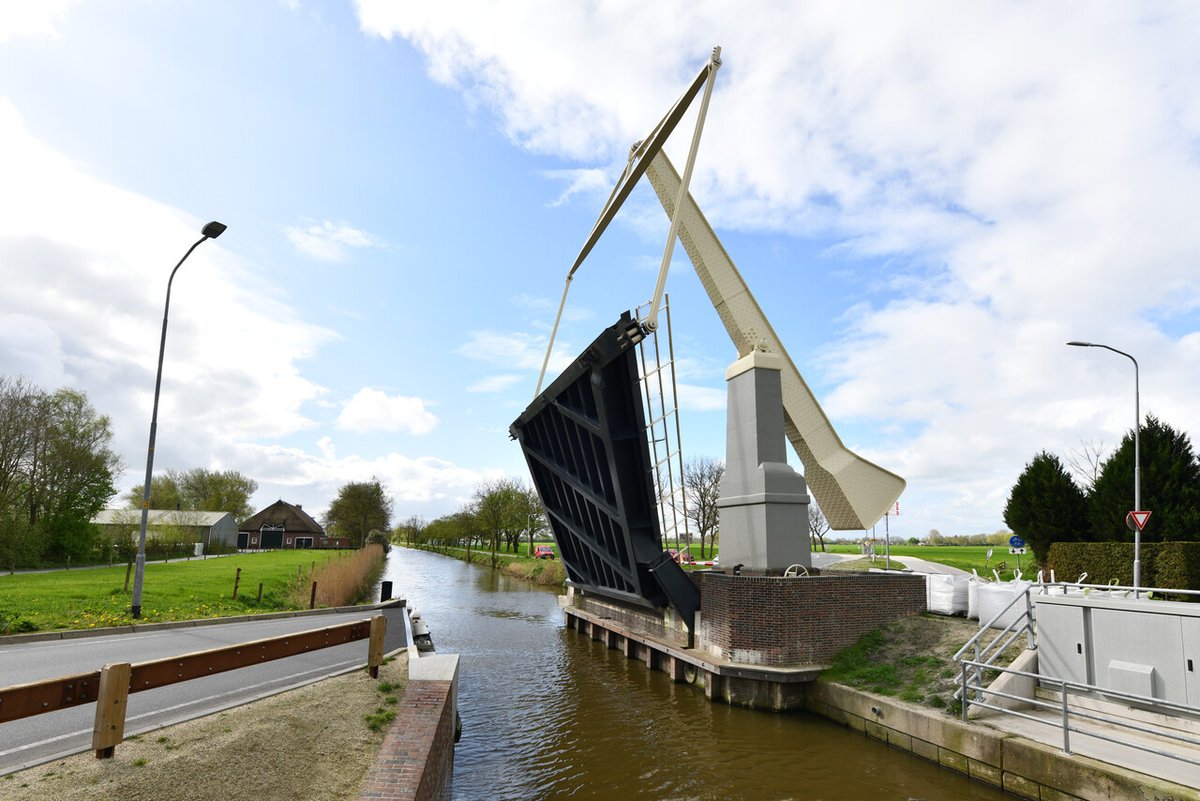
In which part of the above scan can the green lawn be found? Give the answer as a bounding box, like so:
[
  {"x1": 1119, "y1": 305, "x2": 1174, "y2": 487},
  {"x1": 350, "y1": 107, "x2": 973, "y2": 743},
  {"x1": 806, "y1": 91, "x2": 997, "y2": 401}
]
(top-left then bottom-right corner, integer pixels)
[
  {"x1": 824, "y1": 543, "x2": 1034, "y2": 580},
  {"x1": 0, "y1": 550, "x2": 353, "y2": 634}
]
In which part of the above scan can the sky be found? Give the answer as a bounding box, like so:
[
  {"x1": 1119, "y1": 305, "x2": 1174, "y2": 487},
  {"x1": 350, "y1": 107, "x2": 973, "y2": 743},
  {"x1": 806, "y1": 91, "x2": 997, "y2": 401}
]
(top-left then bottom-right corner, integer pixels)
[{"x1": 1, "y1": 1, "x2": 1198, "y2": 542}]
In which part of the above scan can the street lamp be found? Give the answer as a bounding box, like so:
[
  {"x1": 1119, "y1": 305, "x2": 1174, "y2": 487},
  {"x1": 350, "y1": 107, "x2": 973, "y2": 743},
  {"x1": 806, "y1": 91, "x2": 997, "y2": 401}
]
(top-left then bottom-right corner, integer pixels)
[
  {"x1": 1067, "y1": 340, "x2": 1141, "y2": 591},
  {"x1": 131, "y1": 221, "x2": 226, "y2": 619}
]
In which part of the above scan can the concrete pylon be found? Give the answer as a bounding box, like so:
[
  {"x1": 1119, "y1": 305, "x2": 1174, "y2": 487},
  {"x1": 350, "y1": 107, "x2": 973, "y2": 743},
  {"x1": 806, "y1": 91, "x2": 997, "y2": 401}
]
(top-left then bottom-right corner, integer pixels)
[{"x1": 716, "y1": 350, "x2": 812, "y2": 572}]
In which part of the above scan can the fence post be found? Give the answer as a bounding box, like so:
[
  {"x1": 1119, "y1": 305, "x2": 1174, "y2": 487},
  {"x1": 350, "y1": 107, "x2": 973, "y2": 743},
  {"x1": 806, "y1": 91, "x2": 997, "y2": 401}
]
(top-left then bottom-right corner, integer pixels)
[
  {"x1": 256, "y1": 582, "x2": 263, "y2": 603},
  {"x1": 232, "y1": 567, "x2": 241, "y2": 599},
  {"x1": 1061, "y1": 679, "x2": 1071, "y2": 754},
  {"x1": 960, "y1": 662, "x2": 969, "y2": 722},
  {"x1": 309, "y1": 581, "x2": 318, "y2": 609},
  {"x1": 93, "y1": 662, "x2": 132, "y2": 759},
  {"x1": 368, "y1": 615, "x2": 386, "y2": 678},
  {"x1": 1025, "y1": 588, "x2": 1036, "y2": 649}
]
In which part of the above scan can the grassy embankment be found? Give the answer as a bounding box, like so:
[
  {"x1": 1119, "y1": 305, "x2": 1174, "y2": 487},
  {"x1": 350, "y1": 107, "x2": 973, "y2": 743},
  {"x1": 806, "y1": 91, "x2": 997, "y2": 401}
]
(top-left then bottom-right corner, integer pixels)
[
  {"x1": 409, "y1": 542, "x2": 566, "y2": 586},
  {"x1": 0, "y1": 547, "x2": 385, "y2": 635}
]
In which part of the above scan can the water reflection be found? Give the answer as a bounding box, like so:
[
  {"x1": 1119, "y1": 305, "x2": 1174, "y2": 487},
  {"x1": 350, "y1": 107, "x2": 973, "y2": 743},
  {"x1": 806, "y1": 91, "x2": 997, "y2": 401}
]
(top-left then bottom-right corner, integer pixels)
[{"x1": 379, "y1": 548, "x2": 1012, "y2": 801}]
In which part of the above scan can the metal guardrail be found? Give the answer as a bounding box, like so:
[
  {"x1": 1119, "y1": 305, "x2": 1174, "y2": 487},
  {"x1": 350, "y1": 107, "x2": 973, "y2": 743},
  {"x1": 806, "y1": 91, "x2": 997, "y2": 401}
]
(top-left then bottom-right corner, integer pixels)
[
  {"x1": 959, "y1": 657, "x2": 1200, "y2": 765},
  {"x1": 0, "y1": 616, "x2": 385, "y2": 758}
]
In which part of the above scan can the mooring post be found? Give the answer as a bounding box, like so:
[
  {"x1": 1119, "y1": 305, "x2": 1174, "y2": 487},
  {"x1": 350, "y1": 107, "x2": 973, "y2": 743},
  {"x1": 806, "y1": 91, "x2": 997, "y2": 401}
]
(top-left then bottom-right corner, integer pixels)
[
  {"x1": 368, "y1": 615, "x2": 386, "y2": 678},
  {"x1": 93, "y1": 662, "x2": 132, "y2": 759}
]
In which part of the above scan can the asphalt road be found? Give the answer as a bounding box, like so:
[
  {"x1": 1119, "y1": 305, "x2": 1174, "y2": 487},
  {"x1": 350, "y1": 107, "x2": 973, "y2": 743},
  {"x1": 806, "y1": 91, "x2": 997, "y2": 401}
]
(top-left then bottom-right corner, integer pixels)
[{"x1": 0, "y1": 605, "x2": 407, "y2": 774}]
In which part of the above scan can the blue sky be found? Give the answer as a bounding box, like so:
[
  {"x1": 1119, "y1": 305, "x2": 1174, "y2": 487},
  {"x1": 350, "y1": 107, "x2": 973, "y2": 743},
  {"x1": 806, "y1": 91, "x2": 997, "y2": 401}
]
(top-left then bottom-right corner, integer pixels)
[{"x1": 2, "y1": 1, "x2": 1199, "y2": 541}]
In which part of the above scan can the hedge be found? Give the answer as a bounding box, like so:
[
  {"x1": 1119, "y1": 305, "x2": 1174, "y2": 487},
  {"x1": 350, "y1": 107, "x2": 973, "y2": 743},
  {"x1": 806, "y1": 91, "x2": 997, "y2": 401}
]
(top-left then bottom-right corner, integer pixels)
[{"x1": 1047, "y1": 541, "x2": 1200, "y2": 594}]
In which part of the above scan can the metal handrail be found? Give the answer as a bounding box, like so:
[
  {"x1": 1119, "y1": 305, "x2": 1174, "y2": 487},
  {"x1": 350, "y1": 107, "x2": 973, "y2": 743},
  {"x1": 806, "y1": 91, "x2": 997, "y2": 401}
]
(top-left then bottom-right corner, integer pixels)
[{"x1": 960, "y1": 658, "x2": 1200, "y2": 764}]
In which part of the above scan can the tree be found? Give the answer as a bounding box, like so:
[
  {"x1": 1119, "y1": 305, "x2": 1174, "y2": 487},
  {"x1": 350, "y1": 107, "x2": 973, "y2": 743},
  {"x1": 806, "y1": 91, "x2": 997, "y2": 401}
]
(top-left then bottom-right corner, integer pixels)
[
  {"x1": 808, "y1": 503, "x2": 831, "y2": 552},
  {"x1": 1065, "y1": 439, "x2": 1107, "y2": 492},
  {"x1": 1087, "y1": 415, "x2": 1200, "y2": 542},
  {"x1": 325, "y1": 478, "x2": 394, "y2": 548},
  {"x1": 474, "y1": 478, "x2": 525, "y2": 566},
  {"x1": 1003, "y1": 451, "x2": 1090, "y2": 564},
  {"x1": 176, "y1": 469, "x2": 258, "y2": 522},
  {"x1": 518, "y1": 486, "x2": 549, "y2": 554},
  {"x1": 125, "y1": 473, "x2": 182, "y2": 511},
  {"x1": 684, "y1": 457, "x2": 723, "y2": 558},
  {"x1": 127, "y1": 468, "x2": 257, "y2": 522},
  {"x1": 27, "y1": 389, "x2": 120, "y2": 562},
  {"x1": 395, "y1": 515, "x2": 427, "y2": 546}
]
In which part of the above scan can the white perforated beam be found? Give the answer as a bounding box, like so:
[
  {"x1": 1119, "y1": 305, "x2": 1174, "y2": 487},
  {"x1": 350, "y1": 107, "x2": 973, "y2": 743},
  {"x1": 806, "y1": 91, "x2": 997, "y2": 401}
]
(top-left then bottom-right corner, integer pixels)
[{"x1": 645, "y1": 153, "x2": 905, "y2": 530}]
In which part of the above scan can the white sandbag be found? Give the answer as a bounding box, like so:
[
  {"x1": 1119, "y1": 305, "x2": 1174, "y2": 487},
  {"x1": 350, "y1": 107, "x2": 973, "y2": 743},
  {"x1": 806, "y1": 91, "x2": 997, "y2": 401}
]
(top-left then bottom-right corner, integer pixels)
[
  {"x1": 977, "y1": 580, "x2": 1033, "y2": 629},
  {"x1": 967, "y1": 570, "x2": 981, "y2": 619},
  {"x1": 926, "y1": 573, "x2": 969, "y2": 615}
]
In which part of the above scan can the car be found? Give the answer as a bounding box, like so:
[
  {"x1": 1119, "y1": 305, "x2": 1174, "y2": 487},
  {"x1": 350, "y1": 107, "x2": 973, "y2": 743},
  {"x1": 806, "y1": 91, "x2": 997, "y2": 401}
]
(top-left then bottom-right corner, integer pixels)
[
  {"x1": 667, "y1": 548, "x2": 696, "y2": 565},
  {"x1": 533, "y1": 545, "x2": 556, "y2": 559}
]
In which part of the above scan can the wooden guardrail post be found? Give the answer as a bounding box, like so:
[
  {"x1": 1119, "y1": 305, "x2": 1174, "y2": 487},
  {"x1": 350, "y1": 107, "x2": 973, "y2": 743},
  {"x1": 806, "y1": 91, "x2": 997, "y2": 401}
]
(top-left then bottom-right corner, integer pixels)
[
  {"x1": 368, "y1": 615, "x2": 386, "y2": 678},
  {"x1": 92, "y1": 662, "x2": 131, "y2": 759}
]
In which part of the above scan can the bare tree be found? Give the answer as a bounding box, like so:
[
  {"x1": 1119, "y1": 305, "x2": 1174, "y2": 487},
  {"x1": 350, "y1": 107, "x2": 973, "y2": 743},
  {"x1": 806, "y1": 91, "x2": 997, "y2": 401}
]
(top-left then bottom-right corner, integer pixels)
[
  {"x1": 683, "y1": 457, "x2": 724, "y2": 558},
  {"x1": 1064, "y1": 439, "x2": 1106, "y2": 492},
  {"x1": 808, "y1": 503, "x2": 831, "y2": 552}
]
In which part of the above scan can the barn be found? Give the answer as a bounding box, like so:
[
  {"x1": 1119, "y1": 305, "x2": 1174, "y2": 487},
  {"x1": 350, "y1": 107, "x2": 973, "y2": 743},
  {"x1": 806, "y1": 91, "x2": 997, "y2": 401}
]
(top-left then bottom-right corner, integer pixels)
[{"x1": 237, "y1": 500, "x2": 349, "y2": 550}]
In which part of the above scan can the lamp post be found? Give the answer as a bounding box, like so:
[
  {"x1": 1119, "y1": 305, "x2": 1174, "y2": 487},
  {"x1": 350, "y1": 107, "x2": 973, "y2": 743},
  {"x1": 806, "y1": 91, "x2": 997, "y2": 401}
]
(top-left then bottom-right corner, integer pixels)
[
  {"x1": 1067, "y1": 340, "x2": 1140, "y2": 591},
  {"x1": 131, "y1": 221, "x2": 226, "y2": 619}
]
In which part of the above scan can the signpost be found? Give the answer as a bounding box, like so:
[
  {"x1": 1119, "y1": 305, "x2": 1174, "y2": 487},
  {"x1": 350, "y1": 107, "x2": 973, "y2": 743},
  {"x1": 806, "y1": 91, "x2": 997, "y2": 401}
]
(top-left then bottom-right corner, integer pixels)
[
  {"x1": 1127, "y1": 510, "x2": 1151, "y2": 532},
  {"x1": 1008, "y1": 535, "x2": 1026, "y2": 572}
]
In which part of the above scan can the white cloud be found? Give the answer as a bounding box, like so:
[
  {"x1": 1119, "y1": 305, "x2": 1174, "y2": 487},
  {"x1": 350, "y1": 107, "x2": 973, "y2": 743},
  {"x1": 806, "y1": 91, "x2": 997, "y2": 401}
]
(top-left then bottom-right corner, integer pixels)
[
  {"x1": 0, "y1": 97, "x2": 335, "y2": 487},
  {"x1": 284, "y1": 220, "x2": 387, "y2": 263},
  {"x1": 457, "y1": 329, "x2": 574, "y2": 373},
  {"x1": 336, "y1": 387, "x2": 439, "y2": 434},
  {"x1": 467, "y1": 374, "x2": 522, "y2": 394},
  {"x1": 357, "y1": 2, "x2": 1200, "y2": 535},
  {"x1": 0, "y1": 1, "x2": 79, "y2": 42},
  {"x1": 542, "y1": 167, "x2": 611, "y2": 208},
  {"x1": 234, "y1": 439, "x2": 504, "y2": 520}
]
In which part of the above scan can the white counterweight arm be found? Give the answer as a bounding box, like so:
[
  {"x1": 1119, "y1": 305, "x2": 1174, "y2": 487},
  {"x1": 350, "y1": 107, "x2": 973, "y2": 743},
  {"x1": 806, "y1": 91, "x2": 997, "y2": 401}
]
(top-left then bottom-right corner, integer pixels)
[{"x1": 645, "y1": 152, "x2": 905, "y2": 530}]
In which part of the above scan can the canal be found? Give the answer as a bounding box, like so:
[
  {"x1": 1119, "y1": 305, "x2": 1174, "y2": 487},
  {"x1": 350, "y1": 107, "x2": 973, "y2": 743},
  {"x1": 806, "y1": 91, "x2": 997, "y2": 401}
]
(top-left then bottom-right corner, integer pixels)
[{"x1": 379, "y1": 547, "x2": 1012, "y2": 801}]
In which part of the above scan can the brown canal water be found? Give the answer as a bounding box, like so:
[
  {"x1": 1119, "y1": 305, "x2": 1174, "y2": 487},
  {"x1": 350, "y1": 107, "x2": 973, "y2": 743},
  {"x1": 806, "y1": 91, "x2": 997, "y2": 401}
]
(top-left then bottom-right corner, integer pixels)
[{"x1": 380, "y1": 548, "x2": 1014, "y2": 801}]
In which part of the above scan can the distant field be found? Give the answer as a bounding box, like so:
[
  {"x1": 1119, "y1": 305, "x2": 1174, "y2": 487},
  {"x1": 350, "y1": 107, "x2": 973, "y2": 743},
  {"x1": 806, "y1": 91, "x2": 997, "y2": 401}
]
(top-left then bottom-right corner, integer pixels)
[
  {"x1": 825, "y1": 543, "x2": 1035, "y2": 580},
  {"x1": 0, "y1": 550, "x2": 353, "y2": 634}
]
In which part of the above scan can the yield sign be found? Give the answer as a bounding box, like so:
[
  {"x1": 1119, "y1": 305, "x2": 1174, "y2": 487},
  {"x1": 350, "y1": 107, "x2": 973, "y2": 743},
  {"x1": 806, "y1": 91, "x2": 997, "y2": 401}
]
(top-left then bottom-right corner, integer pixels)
[{"x1": 1127, "y1": 510, "x2": 1152, "y2": 531}]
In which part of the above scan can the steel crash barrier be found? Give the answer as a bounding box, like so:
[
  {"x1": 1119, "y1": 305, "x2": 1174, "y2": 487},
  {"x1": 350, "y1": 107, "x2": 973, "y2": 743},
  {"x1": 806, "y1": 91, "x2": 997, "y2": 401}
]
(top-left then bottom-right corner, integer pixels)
[{"x1": 0, "y1": 615, "x2": 386, "y2": 759}]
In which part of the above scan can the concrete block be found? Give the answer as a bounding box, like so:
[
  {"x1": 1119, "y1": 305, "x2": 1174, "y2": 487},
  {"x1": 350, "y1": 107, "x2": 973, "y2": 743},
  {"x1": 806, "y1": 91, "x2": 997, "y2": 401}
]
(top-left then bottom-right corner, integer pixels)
[
  {"x1": 968, "y1": 758, "x2": 1002, "y2": 787},
  {"x1": 1002, "y1": 772, "x2": 1043, "y2": 800},
  {"x1": 911, "y1": 738, "x2": 938, "y2": 763},
  {"x1": 1001, "y1": 737, "x2": 1196, "y2": 801},
  {"x1": 885, "y1": 729, "x2": 912, "y2": 752},
  {"x1": 938, "y1": 748, "x2": 968, "y2": 774},
  {"x1": 1041, "y1": 788, "x2": 1086, "y2": 801},
  {"x1": 864, "y1": 720, "x2": 887, "y2": 742}
]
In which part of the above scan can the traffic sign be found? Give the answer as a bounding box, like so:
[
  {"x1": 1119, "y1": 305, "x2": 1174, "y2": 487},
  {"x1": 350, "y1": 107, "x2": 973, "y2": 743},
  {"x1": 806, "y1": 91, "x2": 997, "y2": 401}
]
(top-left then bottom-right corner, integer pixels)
[
  {"x1": 1127, "y1": 511, "x2": 1152, "y2": 532},
  {"x1": 1009, "y1": 547, "x2": 1026, "y2": 555},
  {"x1": 1009, "y1": 535, "x2": 1025, "y2": 548}
]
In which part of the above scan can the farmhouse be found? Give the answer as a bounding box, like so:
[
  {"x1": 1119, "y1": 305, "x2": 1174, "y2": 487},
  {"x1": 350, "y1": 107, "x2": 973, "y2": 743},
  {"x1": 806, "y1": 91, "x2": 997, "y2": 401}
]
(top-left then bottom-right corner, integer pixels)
[{"x1": 238, "y1": 500, "x2": 349, "y2": 550}]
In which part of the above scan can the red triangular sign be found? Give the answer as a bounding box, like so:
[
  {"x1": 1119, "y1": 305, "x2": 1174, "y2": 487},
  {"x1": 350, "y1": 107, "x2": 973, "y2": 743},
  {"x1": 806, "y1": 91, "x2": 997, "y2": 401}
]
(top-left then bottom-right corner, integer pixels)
[{"x1": 1128, "y1": 510, "x2": 1152, "y2": 531}]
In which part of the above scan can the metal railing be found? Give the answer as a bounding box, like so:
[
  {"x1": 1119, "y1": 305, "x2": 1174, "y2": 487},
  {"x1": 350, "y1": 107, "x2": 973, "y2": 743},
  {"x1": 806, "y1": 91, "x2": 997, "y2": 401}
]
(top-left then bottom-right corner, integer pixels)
[{"x1": 960, "y1": 657, "x2": 1200, "y2": 764}]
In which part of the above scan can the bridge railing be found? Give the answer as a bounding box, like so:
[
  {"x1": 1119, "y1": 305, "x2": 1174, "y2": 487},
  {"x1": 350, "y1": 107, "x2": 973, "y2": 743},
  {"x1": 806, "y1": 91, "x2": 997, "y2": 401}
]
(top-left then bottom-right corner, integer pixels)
[{"x1": 0, "y1": 615, "x2": 385, "y2": 758}]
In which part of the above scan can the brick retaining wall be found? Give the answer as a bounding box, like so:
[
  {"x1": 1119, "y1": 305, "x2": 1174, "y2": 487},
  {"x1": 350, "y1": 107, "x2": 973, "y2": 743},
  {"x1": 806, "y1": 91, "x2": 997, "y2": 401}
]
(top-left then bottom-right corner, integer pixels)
[
  {"x1": 697, "y1": 572, "x2": 927, "y2": 665},
  {"x1": 359, "y1": 655, "x2": 459, "y2": 801}
]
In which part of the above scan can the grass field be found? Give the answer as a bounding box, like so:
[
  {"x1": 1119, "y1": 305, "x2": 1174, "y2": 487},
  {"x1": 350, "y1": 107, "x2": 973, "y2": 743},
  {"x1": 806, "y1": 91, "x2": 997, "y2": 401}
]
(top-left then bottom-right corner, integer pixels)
[
  {"x1": 0, "y1": 550, "x2": 357, "y2": 634},
  {"x1": 824, "y1": 543, "x2": 1035, "y2": 580}
]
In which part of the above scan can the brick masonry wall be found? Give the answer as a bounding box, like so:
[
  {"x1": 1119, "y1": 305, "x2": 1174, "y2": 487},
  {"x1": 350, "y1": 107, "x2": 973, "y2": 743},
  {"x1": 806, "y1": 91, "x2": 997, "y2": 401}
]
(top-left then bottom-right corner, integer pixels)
[
  {"x1": 568, "y1": 592, "x2": 689, "y2": 644},
  {"x1": 698, "y1": 573, "x2": 927, "y2": 666},
  {"x1": 358, "y1": 679, "x2": 455, "y2": 801}
]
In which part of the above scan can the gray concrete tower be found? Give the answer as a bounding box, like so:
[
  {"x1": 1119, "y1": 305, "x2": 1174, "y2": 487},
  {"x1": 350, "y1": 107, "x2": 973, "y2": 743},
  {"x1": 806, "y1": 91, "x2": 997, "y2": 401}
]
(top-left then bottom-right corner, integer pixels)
[{"x1": 716, "y1": 350, "x2": 812, "y2": 572}]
